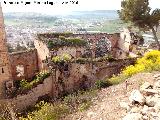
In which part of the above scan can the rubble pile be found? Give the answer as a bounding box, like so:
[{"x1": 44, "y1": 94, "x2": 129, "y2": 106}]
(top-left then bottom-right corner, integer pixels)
[{"x1": 121, "y1": 74, "x2": 160, "y2": 120}]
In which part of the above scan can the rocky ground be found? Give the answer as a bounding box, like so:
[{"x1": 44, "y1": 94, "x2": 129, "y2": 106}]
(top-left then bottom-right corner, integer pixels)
[{"x1": 63, "y1": 71, "x2": 160, "y2": 120}]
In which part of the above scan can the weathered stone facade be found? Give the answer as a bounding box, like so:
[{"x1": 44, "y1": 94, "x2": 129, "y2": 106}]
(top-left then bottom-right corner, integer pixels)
[
  {"x1": 9, "y1": 49, "x2": 38, "y2": 81},
  {"x1": 118, "y1": 28, "x2": 134, "y2": 58},
  {"x1": 34, "y1": 39, "x2": 50, "y2": 71},
  {"x1": 0, "y1": 4, "x2": 13, "y2": 98},
  {"x1": 34, "y1": 38, "x2": 86, "y2": 71},
  {"x1": 72, "y1": 33, "x2": 119, "y2": 49},
  {"x1": 34, "y1": 32, "x2": 120, "y2": 71},
  {"x1": 7, "y1": 58, "x2": 136, "y2": 112}
]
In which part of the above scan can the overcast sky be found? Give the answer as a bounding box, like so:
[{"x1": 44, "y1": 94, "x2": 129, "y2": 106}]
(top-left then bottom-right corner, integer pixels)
[{"x1": 1, "y1": 0, "x2": 160, "y2": 15}]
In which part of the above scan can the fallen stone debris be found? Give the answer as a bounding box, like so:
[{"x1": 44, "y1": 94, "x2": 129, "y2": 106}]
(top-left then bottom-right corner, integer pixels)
[{"x1": 121, "y1": 74, "x2": 160, "y2": 120}]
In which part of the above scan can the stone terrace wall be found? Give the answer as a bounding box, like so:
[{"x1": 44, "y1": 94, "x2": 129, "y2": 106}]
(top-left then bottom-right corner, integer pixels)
[
  {"x1": 7, "y1": 58, "x2": 136, "y2": 112},
  {"x1": 9, "y1": 49, "x2": 38, "y2": 81},
  {"x1": 95, "y1": 58, "x2": 136, "y2": 80},
  {"x1": 8, "y1": 77, "x2": 53, "y2": 112},
  {"x1": 8, "y1": 63, "x2": 94, "y2": 112}
]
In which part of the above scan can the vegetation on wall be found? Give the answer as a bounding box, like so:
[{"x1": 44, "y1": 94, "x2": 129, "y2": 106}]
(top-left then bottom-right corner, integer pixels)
[
  {"x1": 52, "y1": 53, "x2": 72, "y2": 64},
  {"x1": 15, "y1": 71, "x2": 50, "y2": 95},
  {"x1": 74, "y1": 55, "x2": 117, "y2": 64},
  {"x1": 37, "y1": 33, "x2": 86, "y2": 49},
  {"x1": 51, "y1": 54, "x2": 117, "y2": 64},
  {"x1": 19, "y1": 89, "x2": 97, "y2": 120},
  {"x1": 47, "y1": 38, "x2": 87, "y2": 49},
  {"x1": 37, "y1": 33, "x2": 87, "y2": 49},
  {"x1": 37, "y1": 32, "x2": 73, "y2": 39}
]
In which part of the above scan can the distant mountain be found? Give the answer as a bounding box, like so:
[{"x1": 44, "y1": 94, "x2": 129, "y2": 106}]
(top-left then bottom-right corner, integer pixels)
[
  {"x1": 4, "y1": 12, "x2": 58, "y2": 23},
  {"x1": 4, "y1": 10, "x2": 119, "y2": 20},
  {"x1": 65, "y1": 10, "x2": 119, "y2": 20},
  {"x1": 3, "y1": 11, "x2": 121, "y2": 33}
]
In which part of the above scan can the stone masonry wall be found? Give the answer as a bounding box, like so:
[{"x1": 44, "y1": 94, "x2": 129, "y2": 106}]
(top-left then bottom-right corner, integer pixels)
[
  {"x1": 34, "y1": 39, "x2": 50, "y2": 71},
  {"x1": 95, "y1": 58, "x2": 136, "y2": 80},
  {"x1": 0, "y1": 4, "x2": 13, "y2": 98},
  {"x1": 72, "y1": 33, "x2": 119, "y2": 49},
  {"x1": 7, "y1": 58, "x2": 136, "y2": 112},
  {"x1": 9, "y1": 77, "x2": 52, "y2": 111},
  {"x1": 34, "y1": 33, "x2": 120, "y2": 71},
  {"x1": 9, "y1": 49, "x2": 38, "y2": 81},
  {"x1": 57, "y1": 46, "x2": 85, "y2": 58}
]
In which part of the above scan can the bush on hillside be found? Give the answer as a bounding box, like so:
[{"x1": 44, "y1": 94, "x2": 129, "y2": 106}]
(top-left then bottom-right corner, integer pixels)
[
  {"x1": 95, "y1": 80, "x2": 111, "y2": 89},
  {"x1": 19, "y1": 89, "x2": 97, "y2": 120},
  {"x1": 105, "y1": 50, "x2": 160, "y2": 86},
  {"x1": 19, "y1": 101, "x2": 69, "y2": 120},
  {"x1": 123, "y1": 50, "x2": 160, "y2": 77}
]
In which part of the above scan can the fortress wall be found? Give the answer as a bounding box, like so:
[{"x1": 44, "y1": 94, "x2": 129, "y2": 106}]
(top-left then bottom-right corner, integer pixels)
[
  {"x1": 9, "y1": 49, "x2": 38, "y2": 81},
  {"x1": 7, "y1": 58, "x2": 136, "y2": 112}
]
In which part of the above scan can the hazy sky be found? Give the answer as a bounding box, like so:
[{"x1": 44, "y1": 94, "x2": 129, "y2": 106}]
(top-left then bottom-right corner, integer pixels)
[{"x1": 1, "y1": 0, "x2": 160, "y2": 15}]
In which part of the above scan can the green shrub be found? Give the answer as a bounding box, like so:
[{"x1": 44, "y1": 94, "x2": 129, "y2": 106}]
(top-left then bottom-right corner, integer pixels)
[
  {"x1": 20, "y1": 79, "x2": 32, "y2": 90},
  {"x1": 123, "y1": 50, "x2": 160, "y2": 77},
  {"x1": 47, "y1": 40, "x2": 54, "y2": 49},
  {"x1": 18, "y1": 71, "x2": 50, "y2": 94},
  {"x1": 78, "y1": 101, "x2": 92, "y2": 112},
  {"x1": 36, "y1": 71, "x2": 50, "y2": 81},
  {"x1": 19, "y1": 90, "x2": 97, "y2": 119},
  {"x1": 74, "y1": 58, "x2": 91, "y2": 64},
  {"x1": 46, "y1": 37, "x2": 87, "y2": 49},
  {"x1": 107, "y1": 55, "x2": 117, "y2": 62},
  {"x1": 52, "y1": 54, "x2": 72, "y2": 63},
  {"x1": 108, "y1": 74, "x2": 128, "y2": 85},
  {"x1": 103, "y1": 50, "x2": 160, "y2": 86},
  {"x1": 19, "y1": 101, "x2": 69, "y2": 120},
  {"x1": 63, "y1": 89, "x2": 97, "y2": 112},
  {"x1": 95, "y1": 80, "x2": 111, "y2": 89},
  {"x1": 59, "y1": 36, "x2": 66, "y2": 40}
]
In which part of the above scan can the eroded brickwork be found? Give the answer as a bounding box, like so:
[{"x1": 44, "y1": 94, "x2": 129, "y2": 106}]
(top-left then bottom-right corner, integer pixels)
[
  {"x1": 34, "y1": 39, "x2": 50, "y2": 71},
  {"x1": 8, "y1": 58, "x2": 136, "y2": 112},
  {"x1": 9, "y1": 49, "x2": 38, "y2": 81},
  {"x1": 72, "y1": 33, "x2": 119, "y2": 49},
  {"x1": 34, "y1": 33, "x2": 120, "y2": 71},
  {"x1": 0, "y1": 4, "x2": 13, "y2": 98}
]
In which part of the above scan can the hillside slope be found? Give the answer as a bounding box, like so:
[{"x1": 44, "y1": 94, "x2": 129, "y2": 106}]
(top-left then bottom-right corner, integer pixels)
[{"x1": 63, "y1": 72, "x2": 159, "y2": 120}]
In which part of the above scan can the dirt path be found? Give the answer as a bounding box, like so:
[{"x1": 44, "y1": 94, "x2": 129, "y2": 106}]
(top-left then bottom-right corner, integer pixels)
[{"x1": 63, "y1": 72, "x2": 158, "y2": 120}]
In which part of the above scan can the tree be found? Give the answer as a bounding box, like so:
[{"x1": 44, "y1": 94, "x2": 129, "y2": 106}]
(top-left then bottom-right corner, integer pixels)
[{"x1": 118, "y1": 0, "x2": 160, "y2": 50}]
